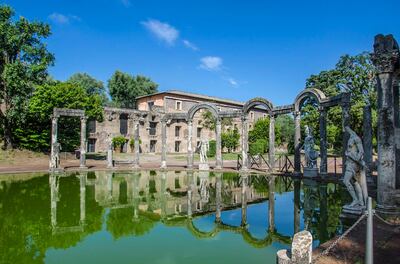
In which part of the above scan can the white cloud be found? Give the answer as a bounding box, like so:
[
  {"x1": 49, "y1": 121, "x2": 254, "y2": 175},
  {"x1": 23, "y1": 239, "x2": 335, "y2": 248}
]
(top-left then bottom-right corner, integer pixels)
[
  {"x1": 199, "y1": 56, "x2": 223, "y2": 71},
  {"x1": 228, "y1": 78, "x2": 238, "y2": 87},
  {"x1": 48, "y1": 13, "x2": 69, "y2": 24},
  {"x1": 48, "y1": 13, "x2": 81, "y2": 24},
  {"x1": 141, "y1": 19, "x2": 179, "y2": 45},
  {"x1": 183, "y1": 39, "x2": 198, "y2": 51}
]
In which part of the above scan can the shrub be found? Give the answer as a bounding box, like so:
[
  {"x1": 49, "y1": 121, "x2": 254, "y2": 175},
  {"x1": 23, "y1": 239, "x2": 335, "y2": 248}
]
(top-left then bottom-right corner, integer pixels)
[
  {"x1": 249, "y1": 139, "x2": 267, "y2": 155},
  {"x1": 112, "y1": 136, "x2": 127, "y2": 150},
  {"x1": 207, "y1": 140, "x2": 216, "y2": 157}
]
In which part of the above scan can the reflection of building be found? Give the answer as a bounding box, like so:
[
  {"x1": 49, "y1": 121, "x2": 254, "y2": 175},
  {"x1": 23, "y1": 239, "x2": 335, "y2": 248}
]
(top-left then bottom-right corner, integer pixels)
[{"x1": 87, "y1": 90, "x2": 266, "y2": 153}]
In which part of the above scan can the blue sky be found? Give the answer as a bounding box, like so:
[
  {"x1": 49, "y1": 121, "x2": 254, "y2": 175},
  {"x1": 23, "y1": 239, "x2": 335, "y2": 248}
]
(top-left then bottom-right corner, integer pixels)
[{"x1": 6, "y1": 0, "x2": 400, "y2": 105}]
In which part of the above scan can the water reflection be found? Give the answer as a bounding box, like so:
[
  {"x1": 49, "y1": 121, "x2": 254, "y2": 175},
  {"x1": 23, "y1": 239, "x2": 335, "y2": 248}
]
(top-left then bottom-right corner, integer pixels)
[{"x1": 0, "y1": 171, "x2": 349, "y2": 264}]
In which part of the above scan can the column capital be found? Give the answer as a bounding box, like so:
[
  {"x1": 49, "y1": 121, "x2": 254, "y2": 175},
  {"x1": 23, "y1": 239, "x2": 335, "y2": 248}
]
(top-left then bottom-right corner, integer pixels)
[
  {"x1": 293, "y1": 111, "x2": 301, "y2": 118},
  {"x1": 371, "y1": 34, "x2": 400, "y2": 74},
  {"x1": 80, "y1": 116, "x2": 88, "y2": 122},
  {"x1": 318, "y1": 106, "x2": 326, "y2": 113}
]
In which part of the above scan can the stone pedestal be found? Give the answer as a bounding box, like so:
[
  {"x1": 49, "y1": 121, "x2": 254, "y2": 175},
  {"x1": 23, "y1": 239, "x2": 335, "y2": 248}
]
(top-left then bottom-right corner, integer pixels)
[
  {"x1": 277, "y1": 230, "x2": 313, "y2": 264},
  {"x1": 303, "y1": 167, "x2": 318, "y2": 178},
  {"x1": 341, "y1": 204, "x2": 366, "y2": 217}
]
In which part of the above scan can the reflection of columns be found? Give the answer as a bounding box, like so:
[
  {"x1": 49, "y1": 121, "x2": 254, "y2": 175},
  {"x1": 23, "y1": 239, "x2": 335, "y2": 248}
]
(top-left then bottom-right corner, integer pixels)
[
  {"x1": 268, "y1": 176, "x2": 275, "y2": 232},
  {"x1": 241, "y1": 116, "x2": 249, "y2": 171},
  {"x1": 187, "y1": 171, "x2": 194, "y2": 217},
  {"x1": 241, "y1": 175, "x2": 248, "y2": 227},
  {"x1": 187, "y1": 119, "x2": 194, "y2": 169},
  {"x1": 371, "y1": 35, "x2": 399, "y2": 211},
  {"x1": 216, "y1": 119, "x2": 223, "y2": 169},
  {"x1": 341, "y1": 100, "x2": 351, "y2": 173},
  {"x1": 293, "y1": 179, "x2": 301, "y2": 234},
  {"x1": 79, "y1": 172, "x2": 87, "y2": 224},
  {"x1": 107, "y1": 171, "x2": 113, "y2": 201},
  {"x1": 160, "y1": 171, "x2": 167, "y2": 218},
  {"x1": 161, "y1": 120, "x2": 167, "y2": 169},
  {"x1": 50, "y1": 174, "x2": 58, "y2": 228},
  {"x1": 107, "y1": 135, "x2": 113, "y2": 168},
  {"x1": 269, "y1": 115, "x2": 275, "y2": 172},
  {"x1": 319, "y1": 184, "x2": 328, "y2": 243},
  {"x1": 80, "y1": 116, "x2": 87, "y2": 168},
  {"x1": 294, "y1": 111, "x2": 301, "y2": 174},
  {"x1": 132, "y1": 119, "x2": 140, "y2": 169},
  {"x1": 50, "y1": 116, "x2": 59, "y2": 170},
  {"x1": 319, "y1": 107, "x2": 327, "y2": 176},
  {"x1": 132, "y1": 171, "x2": 140, "y2": 219},
  {"x1": 363, "y1": 105, "x2": 373, "y2": 183},
  {"x1": 215, "y1": 173, "x2": 222, "y2": 223}
]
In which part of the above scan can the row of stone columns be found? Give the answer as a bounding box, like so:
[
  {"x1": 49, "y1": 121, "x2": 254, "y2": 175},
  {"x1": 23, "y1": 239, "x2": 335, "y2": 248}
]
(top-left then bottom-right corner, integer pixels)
[{"x1": 50, "y1": 115, "x2": 87, "y2": 171}]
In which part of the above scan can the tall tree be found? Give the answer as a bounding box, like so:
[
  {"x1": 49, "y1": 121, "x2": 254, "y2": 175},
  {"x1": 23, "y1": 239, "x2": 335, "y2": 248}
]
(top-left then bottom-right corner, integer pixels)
[
  {"x1": 305, "y1": 52, "x2": 377, "y2": 151},
  {"x1": 15, "y1": 82, "x2": 103, "y2": 151},
  {"x1": 108, "y1": 71, "x2": 158, "y2": 108},
  {"x1": 67, "y1": 73, "x2": 108, "y2": 104},
  {"x1": 0, "y1": 5, "x2": 54, "y2": 149}
]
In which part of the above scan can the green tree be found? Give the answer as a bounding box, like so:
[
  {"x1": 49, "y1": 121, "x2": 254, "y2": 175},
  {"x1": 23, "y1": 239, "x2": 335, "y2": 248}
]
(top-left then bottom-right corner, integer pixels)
[
  {"x1": 248, "y1": 117, "x2": 270, "y2": 143},
  {"x1": 201, "y1": 110, "x2": 232, "y2": 131},
  {"x1": 221, "y1": 128, "x2": 240, "y2": 153},
  {"x1": 305, "y1": 52, "x2": 377, "y2": 151},
  {"x1": 67, "y1": 73, "x2": 108, "y2": 104},
  {"x1": 0, "y1": 5, "x2": 54, "y2": 149},
  {"x1": 108, "y1": 71, "x2": 158, "y2": 108},
  {"x1": 15, "y1": 82, "x2": 103, "y2": 151}
]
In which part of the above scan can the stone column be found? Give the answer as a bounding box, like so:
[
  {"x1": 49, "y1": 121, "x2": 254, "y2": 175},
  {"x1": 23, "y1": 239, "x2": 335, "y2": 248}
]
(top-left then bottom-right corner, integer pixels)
[
  {"x1": 341, "y1": 100, "x2": 351, "y2": 174},
  {"x1": 50, "y1": 115, "x2": 59, "y2": 170},
  {"x1": 80, "y1": 172, "x2": 86, "y2": 225},
  {"x1": 241, "y1": 116, "x2": 249, "y2": 171},
  {"x1": 215, "y1": 118, "x2": 223, "y2": 169},
  {"x1": 187, "y1": 119, "x2": 194, "y2": 169},
  {"x1": 269, "y1": 115, "x2": 275, "y2": 172},
  {"x1": 241, "y1": 175, "x2": 248, "y2": 227},
  {"x1": 107, "y1": 135, "x2": 113, "y2": 168},
  {"x1": 80, "y1": 116, "x2": 87, "y2": 169},
  {"x1": 294, "y1": 179, "x2": 301, "y2": 234},
  {"x1": 160, "y1": 120, "x2": 167, "y2": 169},
  {"x1": 215, "y1": 172, "x2": 222, "y2": 223},
  {"x1": 371, "y1": 34, "x2": 400, "y2": 212},
  {"x1": 268, "y1": 176, "x2": 275, "y2": 232},
  {"x1": 319, "y1": 107, "x2": 327, "y2": 176},
  {"x1": 363, "y1": 104, "x2": 374, "y2": 184},
  {"x1": 294, "y1": 111, "x2": 302, "y2": 174},
  {"x1": 132, "y1": 119, "x2": 140, "y2": 169}
]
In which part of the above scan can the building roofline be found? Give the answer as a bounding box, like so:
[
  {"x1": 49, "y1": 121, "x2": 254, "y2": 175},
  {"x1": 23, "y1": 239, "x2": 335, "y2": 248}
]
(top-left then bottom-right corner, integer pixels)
[{"x1": 136, "y1": 90, "x2": 245, "y2": 106}]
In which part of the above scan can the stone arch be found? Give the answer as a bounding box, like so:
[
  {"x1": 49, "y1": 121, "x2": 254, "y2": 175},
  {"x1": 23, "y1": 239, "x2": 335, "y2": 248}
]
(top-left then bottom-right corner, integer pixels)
[
  {"x1": 294, "y1": 88, "x2": 326, "y2": 111},
  {"x1": 242, "y1": 97, "x2": 274, "y2": 115},
  {"x1": 187, "y1": 103, "x2": 220, "y2": 121}
]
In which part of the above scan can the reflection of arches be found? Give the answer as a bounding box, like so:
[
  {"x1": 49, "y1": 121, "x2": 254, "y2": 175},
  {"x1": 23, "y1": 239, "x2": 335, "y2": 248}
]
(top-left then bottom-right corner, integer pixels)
[
  {"x1": 186, "y1": 219, "x2": 219, "y2": 238},
  {"x1": 242, "y1": 97, "x2": 274, "y2": 115},
  {"x1": 187, "y1": 103, "x2": 220, "y2": 121}
]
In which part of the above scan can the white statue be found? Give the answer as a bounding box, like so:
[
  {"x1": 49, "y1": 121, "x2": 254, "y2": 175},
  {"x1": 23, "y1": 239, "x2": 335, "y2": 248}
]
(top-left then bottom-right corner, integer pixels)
[
  {"x1": 199, "y1": 137, "x2": 209, "y2": 164},
  {"x1": 302, "y1": 126, "x2": 318, "y2": 168},
  {"x1": 343, "y1": 126, "x2": 368, "y2": 208}
]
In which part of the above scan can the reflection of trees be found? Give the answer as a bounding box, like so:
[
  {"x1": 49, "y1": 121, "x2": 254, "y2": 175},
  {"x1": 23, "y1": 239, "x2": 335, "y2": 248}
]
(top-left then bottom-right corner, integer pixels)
[
  {"x1": 303, "y1": 182, "x2": 343, "y2": 243},
  {"x1": 0, "y1": 174, "x2": 103, "y2": 264},
  {"x1": 106, "y1": 208, "x2": 160, "y2": 239}
]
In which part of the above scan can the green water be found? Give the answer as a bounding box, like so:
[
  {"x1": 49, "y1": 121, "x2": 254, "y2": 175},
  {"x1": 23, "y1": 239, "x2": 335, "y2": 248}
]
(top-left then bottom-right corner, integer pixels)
[{"x1": 0, "y1": 171, "x2": 350, "y2": 264}]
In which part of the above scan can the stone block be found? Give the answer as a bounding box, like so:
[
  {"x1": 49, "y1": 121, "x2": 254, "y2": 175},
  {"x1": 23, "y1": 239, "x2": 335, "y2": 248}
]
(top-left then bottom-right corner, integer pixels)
[{"x1": 277, "y1": 230, "x2": 313, "y2": 264}]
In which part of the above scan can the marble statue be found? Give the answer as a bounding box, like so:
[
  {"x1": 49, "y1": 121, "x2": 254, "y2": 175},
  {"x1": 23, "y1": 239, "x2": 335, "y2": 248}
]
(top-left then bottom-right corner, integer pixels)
[
  {"x1": 343, "y1": 126, "x2": 368, "y2": 210},
  {"x1": 199, "y1": 137, "x2": 210, "y2": 170},
  {"x1": 302, "y1": 126, "x2": 318, "y2": 168}
]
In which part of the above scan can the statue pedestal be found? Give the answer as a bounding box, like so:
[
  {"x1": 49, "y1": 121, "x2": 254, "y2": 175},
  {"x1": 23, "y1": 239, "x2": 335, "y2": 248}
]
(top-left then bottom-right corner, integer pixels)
[
  {"x1": 303, "y1": 167, "x2": 318, "y2": 178},
  {"x1": 199, "y1": 163, "x2": 209, "y2": 171},
  {"x1": 341, "y1": 204, "x2": 365, "y2": 217}
]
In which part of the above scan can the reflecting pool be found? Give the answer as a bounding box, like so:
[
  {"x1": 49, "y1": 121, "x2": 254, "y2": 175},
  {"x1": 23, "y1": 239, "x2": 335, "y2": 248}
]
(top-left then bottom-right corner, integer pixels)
[{"x1": 0, "y1": 171, "x2": 351, "y2": 264}]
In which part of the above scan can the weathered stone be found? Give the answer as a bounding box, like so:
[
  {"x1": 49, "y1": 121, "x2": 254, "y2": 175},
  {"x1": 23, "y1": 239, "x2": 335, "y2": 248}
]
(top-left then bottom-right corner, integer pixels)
[
  {"x1": 215, "y1": 119, "x2": 223, "y2": 170},
  {"x1": 277, "y1": 230, "x2": 313, "y2": 264},
  {"x1": 294, "y1": 111, "x2": 301, "y2": 174},
  {"x1": 319, "y1": 107, "x2": 327, "y2": 176},
  {"x1": 269, "y1": 115, "x2": 275, "y2": 172}
]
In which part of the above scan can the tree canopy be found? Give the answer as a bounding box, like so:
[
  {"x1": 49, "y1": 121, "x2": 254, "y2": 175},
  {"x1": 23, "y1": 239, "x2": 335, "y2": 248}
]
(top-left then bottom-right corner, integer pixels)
[
  {"x1": 67, "y1": 73, "x2": 108, "y2": 104},
  {"x1": 0, "y1": 5, "x2": 54, "y2": 149},
  {"x1": 108, "y1": 70, "x2": 158, "y2": 108}
]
